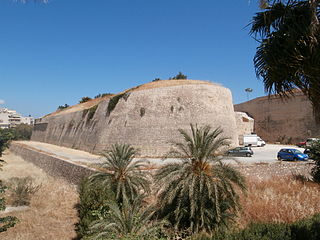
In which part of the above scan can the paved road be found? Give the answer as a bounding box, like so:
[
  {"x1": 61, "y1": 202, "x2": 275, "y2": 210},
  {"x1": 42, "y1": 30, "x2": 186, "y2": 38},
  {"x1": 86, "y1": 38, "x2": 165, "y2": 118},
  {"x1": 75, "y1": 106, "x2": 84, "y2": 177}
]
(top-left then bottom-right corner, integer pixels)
[
  {"x1": 138, "y1": 144, "x2": 308, "y2": 166},
  {"x1": 222, "y1": 144, "x2": 307, "y2": 164},
  {"x1": 16, "y1": 141, "x2": 102, "y2": 163},
  {"x1": 15, "y1": 141, "x2": 307, "y2": 166}
]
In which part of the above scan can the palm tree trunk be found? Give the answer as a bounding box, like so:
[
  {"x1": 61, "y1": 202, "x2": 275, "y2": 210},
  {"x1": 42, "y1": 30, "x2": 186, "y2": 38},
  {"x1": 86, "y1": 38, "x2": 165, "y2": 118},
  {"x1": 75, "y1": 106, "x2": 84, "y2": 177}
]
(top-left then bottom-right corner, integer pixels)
[
  {"x1": 308, "y1": 79, "x2": 320, "y2": 124},
  {"x1": 309, "y1": 0, "x2": 319, "y2": 37}
]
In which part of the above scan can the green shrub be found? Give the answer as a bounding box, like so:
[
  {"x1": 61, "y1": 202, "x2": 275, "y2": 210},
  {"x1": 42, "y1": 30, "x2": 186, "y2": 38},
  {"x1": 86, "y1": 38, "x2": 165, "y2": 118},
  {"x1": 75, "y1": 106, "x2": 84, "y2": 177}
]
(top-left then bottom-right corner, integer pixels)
[
  {"x1": 291, "y1": 214, "x2": 320, "y2": 240},
  {"x1": 0, "y1": 130, "x2": 14, "y2": 157},
  {"x1": 12, "y1": 124, "x2": 33, "y2": 140},
  {"x1": 107, "y1": 92, "x2": 130, "y2": 115},
  {"x1": 57, "y1": 104, "x2": 69, "y2": 110},
  {"x1": 86, "y1": 197, "x2": 165, "y2": 240},
  {"x1": 79, "y1": 96, "x2": 92, "y2": 103},
  {"x1": 94, "y1": 93, "x2": 112, "y2": 99},
  {"x1": 75, "y1": 177, "x2": 115, "y2": 239},
  {"x1": 87, "y1": 105, "x2": 98, "y2": 121},
  {"x1": 0, "y1": 161, "x2": 19, "y2": 232},
  {"x1": 0, "y1": 124, "x2": 33, "y2": 151},
  {"x1": 235, "y1": 222, "x2": 290, "y2": 240},
  {"x1": 7, "y1": 177, "x2": 40, "y2": 206},
  {"x1": 211, "y1": 214, "x2": 320, "y2": 240},
  {"x1": 170, "y1": 72, "x2": 187, "y2": 80},
  {"x1": 82, "y1": 109, "x2": 89, "y2": 118}
]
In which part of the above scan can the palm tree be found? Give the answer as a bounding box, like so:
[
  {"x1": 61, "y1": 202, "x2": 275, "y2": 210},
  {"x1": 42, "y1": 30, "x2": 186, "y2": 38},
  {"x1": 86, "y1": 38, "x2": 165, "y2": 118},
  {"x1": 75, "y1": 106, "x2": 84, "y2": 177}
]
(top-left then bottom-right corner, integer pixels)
[
  {"x1": 250, "y1": 0, "x2": 320, "y2": 122},
  {"x1": 87, "y1": 197, "x2": 164, "y2": 240},
  {"x1": 154, "y1": 124, "x2": 246, "y2": 234},
  {"x1": 88, "y1": 144, "x2": 150, "y2": 204}
]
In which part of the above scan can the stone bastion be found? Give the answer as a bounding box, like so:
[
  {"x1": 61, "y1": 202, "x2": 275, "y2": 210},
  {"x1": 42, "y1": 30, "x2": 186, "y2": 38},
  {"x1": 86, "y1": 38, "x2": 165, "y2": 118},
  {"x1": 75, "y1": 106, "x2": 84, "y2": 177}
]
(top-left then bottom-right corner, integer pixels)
[
  {"x1": 234, "y1": 91, "x2": 320, "y2": 143},
  {"x1": 31, "y1": 80, "x2": 240, "y2": 157}
]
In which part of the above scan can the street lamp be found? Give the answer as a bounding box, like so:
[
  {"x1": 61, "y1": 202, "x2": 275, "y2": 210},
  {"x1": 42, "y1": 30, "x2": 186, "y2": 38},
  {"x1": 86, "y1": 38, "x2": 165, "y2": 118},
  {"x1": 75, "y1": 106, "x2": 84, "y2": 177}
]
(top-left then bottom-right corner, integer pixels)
[{"x1": 245, "y1": 88, "x2": 253, "y2": 101}]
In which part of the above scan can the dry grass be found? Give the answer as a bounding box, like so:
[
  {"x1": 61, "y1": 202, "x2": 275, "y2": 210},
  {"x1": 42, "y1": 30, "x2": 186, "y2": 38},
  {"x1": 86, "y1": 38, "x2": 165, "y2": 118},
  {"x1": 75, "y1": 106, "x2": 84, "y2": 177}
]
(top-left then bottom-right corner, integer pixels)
[
  {"x1": 2, "y1": 149, "x2": 319, "y2": 239},
  {"x1": 0, "y1": 151, "x2": 79, "y2": 240},
  {"x1": 237, "y1": 176, "x2": 320, "y2": 227},
  {"x1": 49, "y1": 79, "x2": 214, "y2": 117}
]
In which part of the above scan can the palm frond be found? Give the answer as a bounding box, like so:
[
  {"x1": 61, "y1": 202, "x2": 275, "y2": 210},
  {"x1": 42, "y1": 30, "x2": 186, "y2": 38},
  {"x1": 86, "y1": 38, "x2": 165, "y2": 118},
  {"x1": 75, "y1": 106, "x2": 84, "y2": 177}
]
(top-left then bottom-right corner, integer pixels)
[
  {"x1": 89, "y1": 144, "x2": 150, "y2": 205},
  {"x1": 88, "y1": 197, "x2": 165, "y2": 239},
  {"x1": 155, "y1": 124, "x2": 246, "y2": 234},
  {"x1": 251, "y1": 0, "x2": 320, "y2": 122}
]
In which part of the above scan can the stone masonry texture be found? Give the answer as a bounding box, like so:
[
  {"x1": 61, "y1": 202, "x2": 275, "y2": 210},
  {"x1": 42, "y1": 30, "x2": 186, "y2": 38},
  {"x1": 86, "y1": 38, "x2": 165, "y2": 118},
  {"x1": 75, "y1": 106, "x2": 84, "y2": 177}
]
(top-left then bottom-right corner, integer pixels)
[
  {"x1": 234, "y1": 92, "x2": 320, "y2": 143},
  {"x1": 31, "y1": 80, "x2": 239, "y2": 157},
  {"x1": 10, "y1": 142, "x2": 97, "y2": 185}
]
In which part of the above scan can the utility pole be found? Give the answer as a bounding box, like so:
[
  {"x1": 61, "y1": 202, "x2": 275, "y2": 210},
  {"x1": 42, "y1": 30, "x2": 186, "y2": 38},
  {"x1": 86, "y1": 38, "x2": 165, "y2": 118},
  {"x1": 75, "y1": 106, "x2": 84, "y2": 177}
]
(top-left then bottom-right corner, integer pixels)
[{"x1": 245, "y1": 88, "x2": 253, "y2": 101}]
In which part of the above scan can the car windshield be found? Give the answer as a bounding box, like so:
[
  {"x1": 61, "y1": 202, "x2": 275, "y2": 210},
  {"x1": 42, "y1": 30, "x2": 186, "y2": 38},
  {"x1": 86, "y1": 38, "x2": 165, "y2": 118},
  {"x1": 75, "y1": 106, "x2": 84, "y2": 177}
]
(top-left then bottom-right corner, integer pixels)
[{"x1": 292, "y1": 149, "x2": 302, "y2": 154}]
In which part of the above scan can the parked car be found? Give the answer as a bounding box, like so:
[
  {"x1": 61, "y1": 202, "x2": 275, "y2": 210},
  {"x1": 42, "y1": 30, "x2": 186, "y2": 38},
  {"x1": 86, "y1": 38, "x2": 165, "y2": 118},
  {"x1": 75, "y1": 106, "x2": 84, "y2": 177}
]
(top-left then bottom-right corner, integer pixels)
[
  {"x1": 277, "y1": 148, "x2": 309, "y2": 161},
  {"x1": 227, "y1": 147, "x2": 253, "y2": 157},
  {"x1": 296, "y1": 141, "x2": 306, "y2": 147}
]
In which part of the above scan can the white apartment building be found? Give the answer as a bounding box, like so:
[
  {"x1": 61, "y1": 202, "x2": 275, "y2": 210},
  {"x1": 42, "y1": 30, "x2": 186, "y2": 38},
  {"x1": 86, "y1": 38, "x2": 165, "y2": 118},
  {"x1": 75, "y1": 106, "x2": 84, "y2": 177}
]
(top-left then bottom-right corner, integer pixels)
[{"x1": 0, "y1": 108, "x2": 34, "y2": 129}]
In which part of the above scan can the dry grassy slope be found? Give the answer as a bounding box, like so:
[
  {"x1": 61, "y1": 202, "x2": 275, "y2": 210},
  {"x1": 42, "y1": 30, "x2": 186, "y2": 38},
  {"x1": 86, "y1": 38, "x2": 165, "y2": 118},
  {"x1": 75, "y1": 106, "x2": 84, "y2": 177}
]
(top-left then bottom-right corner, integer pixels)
[
  {"x1": 48, "y1": 79, "x2": 215, "y2": 117},
  {"x1": 0, "y1": 151, "x2": 78, "y2": 240},
  {"x1": 32, "y1": 80, "x2": 238, "y2": 157}
]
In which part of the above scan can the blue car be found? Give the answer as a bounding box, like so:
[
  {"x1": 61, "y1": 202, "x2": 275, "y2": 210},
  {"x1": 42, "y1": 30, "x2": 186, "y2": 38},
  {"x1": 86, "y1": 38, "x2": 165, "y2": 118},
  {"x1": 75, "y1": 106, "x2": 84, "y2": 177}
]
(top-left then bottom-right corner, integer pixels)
[{"x1": 277, "y1": 148, "x2": 309, "y2": 161}]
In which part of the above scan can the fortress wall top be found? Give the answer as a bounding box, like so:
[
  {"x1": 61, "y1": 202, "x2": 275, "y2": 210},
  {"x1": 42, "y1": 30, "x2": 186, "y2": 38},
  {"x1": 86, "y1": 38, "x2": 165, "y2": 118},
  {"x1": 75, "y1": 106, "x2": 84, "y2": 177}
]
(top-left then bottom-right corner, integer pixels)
[{"x1": 32, "y1": 80, "x2": 238, "y2": 157}]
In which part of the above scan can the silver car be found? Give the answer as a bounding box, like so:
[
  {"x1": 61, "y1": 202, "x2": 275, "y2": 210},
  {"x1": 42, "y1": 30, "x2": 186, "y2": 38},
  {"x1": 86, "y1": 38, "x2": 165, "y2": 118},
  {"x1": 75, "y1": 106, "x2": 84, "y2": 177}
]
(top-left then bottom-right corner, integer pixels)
[{"x1": 227, "y1": 147, "x2": 253, "y2": 157}]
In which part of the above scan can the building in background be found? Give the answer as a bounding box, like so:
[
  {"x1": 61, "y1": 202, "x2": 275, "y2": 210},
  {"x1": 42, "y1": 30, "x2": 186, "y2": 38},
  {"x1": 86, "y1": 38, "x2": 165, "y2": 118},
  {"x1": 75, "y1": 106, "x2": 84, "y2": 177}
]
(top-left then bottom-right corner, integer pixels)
[
  {"x1": 0, "y1": 108, "x2": 34, "y2": 129},
  {"x1": 234, "y1": 91, "x2": 320, "y2": 143}
]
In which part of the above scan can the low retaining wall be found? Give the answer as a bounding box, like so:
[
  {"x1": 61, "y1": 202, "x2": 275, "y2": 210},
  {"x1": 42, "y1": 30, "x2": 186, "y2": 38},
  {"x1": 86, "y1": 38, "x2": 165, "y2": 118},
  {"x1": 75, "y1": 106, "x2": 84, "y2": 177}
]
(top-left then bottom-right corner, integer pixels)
[{"x1": 9, "y1": 142, "x2": 97, "y2": 185}]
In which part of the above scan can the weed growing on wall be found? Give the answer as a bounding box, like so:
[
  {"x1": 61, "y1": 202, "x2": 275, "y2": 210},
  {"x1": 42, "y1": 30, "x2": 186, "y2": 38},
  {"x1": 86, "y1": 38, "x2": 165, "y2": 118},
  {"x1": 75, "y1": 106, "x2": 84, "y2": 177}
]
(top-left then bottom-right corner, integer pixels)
[
  {"x1": 140, "y1": 107, "x2": 145, "y2": 117},
  {"x1": 87, "y1": 105, "x2": 98, "y2": 121},
  {"x1": 107, "y1": 92, "x2": 130, "y2": 115}
]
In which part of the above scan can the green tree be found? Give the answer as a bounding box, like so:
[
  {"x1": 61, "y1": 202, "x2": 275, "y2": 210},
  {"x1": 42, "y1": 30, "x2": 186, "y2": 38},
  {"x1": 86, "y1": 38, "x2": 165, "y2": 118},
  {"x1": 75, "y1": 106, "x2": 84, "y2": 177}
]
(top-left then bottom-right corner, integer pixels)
[
  {"x1": 171, "y1": 72, "x2": 187, "y2": 80},
  {"x1": 88, "y1": 144, "x2": 150, "y2": 205},
  {"x1": 87, "y1": 197, "x2": 164, "y2": 240},
  {"x1": 79, "y1": 96, "x2": 92, "y2": 104},
  {"x1": 250, "y1": 0, "x2": 320, "y2": 122},
  {"x1": 154, "y1": 124, "x2": 246, "y2": 234},
  {"x1": 0, "y1": 130, "x2": 14, "y2": 158},
  {"x1": 57, "y1": 104, "x2": 69, "y2": 110},
  {"x1": 11, "y1": 124, "x2": 33, "y2": 140}
]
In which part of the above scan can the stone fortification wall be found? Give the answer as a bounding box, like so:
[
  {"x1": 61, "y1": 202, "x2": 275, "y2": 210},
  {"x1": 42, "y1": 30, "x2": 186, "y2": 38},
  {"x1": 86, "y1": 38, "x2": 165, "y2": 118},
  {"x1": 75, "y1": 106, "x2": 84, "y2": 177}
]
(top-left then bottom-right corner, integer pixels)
[
  {"x1": 10, "y1": 142, "x2": 96, "y2": 185},
  {"x1": 32, "y1": 80, "x2": 238, "y2": 157},
  {"x1": 235, "y1": 112, "x2": 254, "y2": 144},
  {"x1": 234, "y1": 92, "x2": 320, "y2": 143}
]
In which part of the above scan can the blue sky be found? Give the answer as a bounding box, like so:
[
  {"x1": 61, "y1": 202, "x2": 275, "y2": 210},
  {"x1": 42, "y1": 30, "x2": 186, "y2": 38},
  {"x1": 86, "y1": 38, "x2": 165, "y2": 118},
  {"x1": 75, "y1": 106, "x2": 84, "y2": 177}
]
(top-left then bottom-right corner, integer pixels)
[{"x1": 0, "y1": 0, "x2": 262, "y2": 118}]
